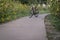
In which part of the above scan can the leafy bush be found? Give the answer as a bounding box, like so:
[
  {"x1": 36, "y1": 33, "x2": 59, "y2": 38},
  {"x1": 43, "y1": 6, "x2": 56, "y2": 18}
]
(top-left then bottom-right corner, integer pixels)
[
  {"x1": 49, "y1": 0, "x2": 60, "y2": 17},
  {"x1": 48, "y1": 15, "x2": 60, "y2": 31},
  {"x1": 0, "y1": 0, "x2": 48, "y2": 23},
  {"x1": 0, "y1": 0, "x2": 30, "y2": 23},
  {"x1": 48, "y1": 0, "x2": 60, "y2": 31}
]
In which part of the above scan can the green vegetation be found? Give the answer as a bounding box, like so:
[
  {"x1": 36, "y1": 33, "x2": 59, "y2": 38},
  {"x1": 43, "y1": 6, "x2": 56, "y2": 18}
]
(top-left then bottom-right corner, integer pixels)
[
  {"x1": 0, "y1": 0, "x2": 30, "y2": 23},
  {"x1": 48, "y1": 0, "x2": 60, "y2": 31},
  {"x1": 15, "y1": 0, "x2": 47, "y2": 4},
  {"x1": 0, "y1": 0, "x2": 48, "y2": 23}
]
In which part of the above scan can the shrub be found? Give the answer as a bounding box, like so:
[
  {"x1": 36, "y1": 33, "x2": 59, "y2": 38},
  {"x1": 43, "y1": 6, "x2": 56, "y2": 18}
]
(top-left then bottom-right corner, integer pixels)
[
  {"x1": 48, "y1": 0, "x2": 60, "y2": 31},
  {"x1": 49, "y1": 0, "x2": 60, "y2": 17},
  {"x1": 0, "y1": 0, "x2": 30, "y2": 23}
]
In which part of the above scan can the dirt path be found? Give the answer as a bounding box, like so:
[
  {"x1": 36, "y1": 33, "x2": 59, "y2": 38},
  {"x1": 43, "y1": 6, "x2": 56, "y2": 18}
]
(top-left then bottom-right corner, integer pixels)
[{"x1": 0, "y1": 14, "x2": 48, "y2": 40}]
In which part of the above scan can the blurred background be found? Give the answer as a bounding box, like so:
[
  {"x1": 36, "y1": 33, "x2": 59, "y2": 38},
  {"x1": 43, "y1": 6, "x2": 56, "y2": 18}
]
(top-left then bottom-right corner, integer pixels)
[{"x1": 0, "y1": 0, "x2": 50, "y2": 23}]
